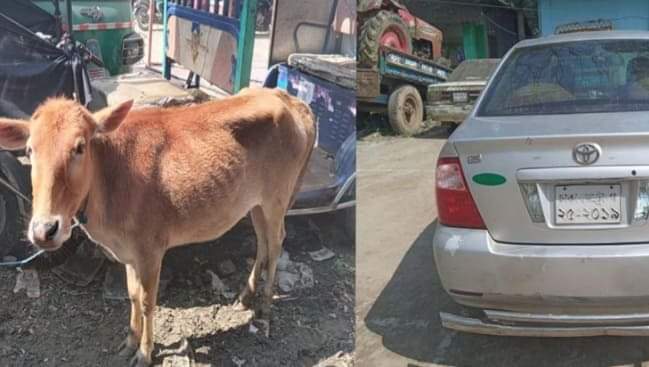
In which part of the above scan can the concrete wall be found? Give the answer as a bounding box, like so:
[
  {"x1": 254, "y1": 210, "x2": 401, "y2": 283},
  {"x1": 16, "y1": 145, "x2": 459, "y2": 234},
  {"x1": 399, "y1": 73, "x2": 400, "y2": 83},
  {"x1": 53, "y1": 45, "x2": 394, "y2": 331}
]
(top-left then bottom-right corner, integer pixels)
[{"x1": 539, "y1": 0, "x2": 649, "y2": 35}]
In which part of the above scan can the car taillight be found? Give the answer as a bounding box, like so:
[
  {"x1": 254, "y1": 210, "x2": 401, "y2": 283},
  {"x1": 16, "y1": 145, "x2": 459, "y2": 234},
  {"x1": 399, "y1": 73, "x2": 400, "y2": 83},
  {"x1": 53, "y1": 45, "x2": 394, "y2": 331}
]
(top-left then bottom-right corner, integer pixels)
[{"x1": 436, "y1": 157, "x2": 486, "y2": 229}]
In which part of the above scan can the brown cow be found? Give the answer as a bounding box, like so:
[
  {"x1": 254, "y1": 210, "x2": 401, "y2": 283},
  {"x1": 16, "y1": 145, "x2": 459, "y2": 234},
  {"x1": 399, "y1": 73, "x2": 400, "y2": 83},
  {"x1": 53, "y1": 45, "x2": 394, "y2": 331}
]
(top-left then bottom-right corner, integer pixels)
[{"x1": 0, "y1": 87, "x2": 316, "y2": 366}]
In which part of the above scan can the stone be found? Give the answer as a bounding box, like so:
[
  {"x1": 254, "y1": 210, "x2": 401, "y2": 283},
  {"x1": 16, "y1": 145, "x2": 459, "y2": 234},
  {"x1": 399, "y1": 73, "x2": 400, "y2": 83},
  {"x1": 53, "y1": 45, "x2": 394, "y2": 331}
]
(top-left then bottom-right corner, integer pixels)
[{"x1": 217, "y1": 259, "x2": 236, "y2": 277}]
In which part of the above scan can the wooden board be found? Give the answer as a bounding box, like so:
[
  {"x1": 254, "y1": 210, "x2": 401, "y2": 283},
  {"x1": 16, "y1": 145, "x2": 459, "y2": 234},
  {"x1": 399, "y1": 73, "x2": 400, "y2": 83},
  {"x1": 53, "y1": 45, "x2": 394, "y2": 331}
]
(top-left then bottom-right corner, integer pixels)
[{"x1": 167, "y1": 15, "x2": 238, "y2": 93}]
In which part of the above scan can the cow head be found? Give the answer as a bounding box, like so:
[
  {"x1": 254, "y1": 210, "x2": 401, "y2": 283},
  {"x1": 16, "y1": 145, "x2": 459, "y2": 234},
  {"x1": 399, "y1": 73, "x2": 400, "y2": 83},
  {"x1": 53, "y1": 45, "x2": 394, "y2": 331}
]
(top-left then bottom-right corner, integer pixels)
[{"x1": 0, "y1": 98, "x2": 132, "y2": 250}]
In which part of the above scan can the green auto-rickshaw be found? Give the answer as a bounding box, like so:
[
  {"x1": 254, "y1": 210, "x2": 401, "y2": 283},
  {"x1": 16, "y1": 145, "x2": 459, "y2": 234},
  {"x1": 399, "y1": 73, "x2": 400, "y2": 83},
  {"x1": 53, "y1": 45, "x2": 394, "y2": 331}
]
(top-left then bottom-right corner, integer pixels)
[{"x1": 33, "y1": 0, "x2": 144, "y2": 77}]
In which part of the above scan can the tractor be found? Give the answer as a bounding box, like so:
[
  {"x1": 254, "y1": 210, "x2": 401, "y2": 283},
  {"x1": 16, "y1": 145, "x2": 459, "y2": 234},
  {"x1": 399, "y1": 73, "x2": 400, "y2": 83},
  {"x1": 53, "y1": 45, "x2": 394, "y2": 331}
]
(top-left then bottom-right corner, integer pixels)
[
  {"x1": 358, "y1": 0, "x2": 443, "y2": 66},
  {"x1": 357, "y1": 0, "x2": 450, "y2": 136}
]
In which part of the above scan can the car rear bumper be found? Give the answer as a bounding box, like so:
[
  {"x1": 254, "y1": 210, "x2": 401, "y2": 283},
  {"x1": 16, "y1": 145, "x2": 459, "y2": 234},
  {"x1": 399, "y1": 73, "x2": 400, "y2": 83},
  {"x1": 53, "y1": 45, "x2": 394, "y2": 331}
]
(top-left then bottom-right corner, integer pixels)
[
  {"x1": 440, "y1": 311, "x2": 649, "y2": 337},
  {"x1": 433, "y1": 224, "x2": 649, "y2": 334},
  {"x1": 425, "y1": 104, "x2": 473, "y2": 123}
]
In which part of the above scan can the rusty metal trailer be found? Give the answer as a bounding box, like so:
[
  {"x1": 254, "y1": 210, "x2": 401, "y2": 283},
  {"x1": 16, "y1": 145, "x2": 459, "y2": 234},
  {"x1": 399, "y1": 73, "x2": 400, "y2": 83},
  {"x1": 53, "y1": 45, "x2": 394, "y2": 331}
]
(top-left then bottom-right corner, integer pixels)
[{"x1": 357, "y1": 46, "x2": 450, "y2": 135}]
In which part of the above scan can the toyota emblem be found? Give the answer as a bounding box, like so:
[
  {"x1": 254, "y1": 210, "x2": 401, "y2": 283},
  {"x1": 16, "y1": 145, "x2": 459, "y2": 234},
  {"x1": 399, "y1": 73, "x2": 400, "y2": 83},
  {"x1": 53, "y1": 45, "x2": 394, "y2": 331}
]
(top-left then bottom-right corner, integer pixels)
[{"x1": 573, "y1": 143, "x2": 601, "y2": 165}]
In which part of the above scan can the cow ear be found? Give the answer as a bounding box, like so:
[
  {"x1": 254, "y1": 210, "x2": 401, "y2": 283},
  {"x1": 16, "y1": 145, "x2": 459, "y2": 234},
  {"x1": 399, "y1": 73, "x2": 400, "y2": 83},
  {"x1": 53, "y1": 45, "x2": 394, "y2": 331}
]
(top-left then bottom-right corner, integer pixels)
[
  {"x1": 93, "y1": 100, "x2": 133, "y2": 134},
  {"x1": 0, "y1": 118, "x2": 29, "y2": 150}
]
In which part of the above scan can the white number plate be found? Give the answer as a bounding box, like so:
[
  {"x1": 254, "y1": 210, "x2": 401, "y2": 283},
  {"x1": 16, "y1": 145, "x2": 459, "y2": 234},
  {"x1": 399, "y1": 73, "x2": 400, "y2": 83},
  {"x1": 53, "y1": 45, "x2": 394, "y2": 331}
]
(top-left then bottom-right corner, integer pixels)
[
  {"x1": 555, "y1": 185, "x2": 621, "y2": 225},
  {"x1": 452, "y1": 92, "x2": 468, "y2": 103}
]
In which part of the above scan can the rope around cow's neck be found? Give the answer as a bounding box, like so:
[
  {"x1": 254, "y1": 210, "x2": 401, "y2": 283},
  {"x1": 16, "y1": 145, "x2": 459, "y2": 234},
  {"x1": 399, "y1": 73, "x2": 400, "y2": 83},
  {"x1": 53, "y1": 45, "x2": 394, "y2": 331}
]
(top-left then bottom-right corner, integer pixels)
[{"x1": 0, "y1": 174, "x2": 87, "y2": 267}]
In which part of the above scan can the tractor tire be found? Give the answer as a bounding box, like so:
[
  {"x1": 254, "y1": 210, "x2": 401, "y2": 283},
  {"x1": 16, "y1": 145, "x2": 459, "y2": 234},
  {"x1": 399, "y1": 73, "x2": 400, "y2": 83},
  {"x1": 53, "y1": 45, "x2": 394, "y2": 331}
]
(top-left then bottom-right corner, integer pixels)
[
  {"x1": 359, "y1": 10, "x2": 412, "y2": 68},
  {"x1": 388, "y1": 85, "x2": 424, "y2": 136}
]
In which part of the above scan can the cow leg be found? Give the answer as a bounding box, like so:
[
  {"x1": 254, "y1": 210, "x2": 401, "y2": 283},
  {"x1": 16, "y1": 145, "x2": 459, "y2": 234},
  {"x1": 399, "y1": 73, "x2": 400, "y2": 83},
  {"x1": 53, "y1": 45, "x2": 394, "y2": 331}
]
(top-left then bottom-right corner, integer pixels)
[
  {"x1": 129, "y1": 256, "x2": 162, "y2": 367},
  {"x1": 119, "y1": 264, "x2": 142, "y2": 358},
  {"x1": 259, "y1": 205, "x2": 287, "y2": 336},
  {"x1": 236, "y1": 205, "x2": 268, "y2": 310}
]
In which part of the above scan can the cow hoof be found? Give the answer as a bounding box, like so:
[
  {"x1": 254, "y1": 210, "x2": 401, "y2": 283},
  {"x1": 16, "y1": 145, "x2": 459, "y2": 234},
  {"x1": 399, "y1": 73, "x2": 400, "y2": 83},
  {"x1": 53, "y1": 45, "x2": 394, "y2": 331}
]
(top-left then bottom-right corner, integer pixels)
[
  {"x1": 236, "y1": 289, "x2": 254, "y2": 310},
  {"x1": 256, "y1": 318, "x2": 270, "y2": 338},
  {"x1": 129, "y1": 350, "x2": 151, "y2": 367},
  {"x1": 233, "y1": 294, "x2": 253, "y2": 311},
  {"x1": 118, "y1": 339, "x2": 138, "y2": 358},
  {"x1": 233, "y1": 300, "x2": 248, "y2": 311}
]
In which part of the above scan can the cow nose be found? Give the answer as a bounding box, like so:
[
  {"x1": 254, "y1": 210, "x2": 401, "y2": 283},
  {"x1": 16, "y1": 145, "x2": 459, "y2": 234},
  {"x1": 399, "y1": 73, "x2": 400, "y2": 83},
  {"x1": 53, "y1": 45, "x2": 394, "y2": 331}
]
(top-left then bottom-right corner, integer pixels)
[
  {"x1": 32, "y1": 219, "x2": 60, "y2": 242},
  {"x1": 44, "y1": 220, "x2": 59, "y2": 240}
]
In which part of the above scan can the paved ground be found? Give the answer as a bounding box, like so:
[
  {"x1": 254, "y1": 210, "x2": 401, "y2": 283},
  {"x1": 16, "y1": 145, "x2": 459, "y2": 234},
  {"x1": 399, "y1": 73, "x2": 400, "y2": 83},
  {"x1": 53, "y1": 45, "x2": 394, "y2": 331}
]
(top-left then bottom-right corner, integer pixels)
[{"x1": 355, "y1": 130, "x2": 649, "y2": 367}]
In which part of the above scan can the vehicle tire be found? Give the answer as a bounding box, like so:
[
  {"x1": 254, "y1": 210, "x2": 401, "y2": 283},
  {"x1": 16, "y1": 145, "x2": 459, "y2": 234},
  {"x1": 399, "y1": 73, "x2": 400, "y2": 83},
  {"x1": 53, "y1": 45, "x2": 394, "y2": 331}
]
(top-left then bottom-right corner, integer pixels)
[
  {"x1": 0, "y1": 154, "x2": 27, "y2": 259},
  {"x1": 134, "y1": 4, "x2": 150, "y2": 31},
  {"x1": 359, "y1": 10, "x2": 412, "y2": 68},
  {"x1": 337, "y1": 207, "x2": 355, "y2": 243},
  {"x1": 388, "y1": 85, "x2": 424, "y2": 136}
]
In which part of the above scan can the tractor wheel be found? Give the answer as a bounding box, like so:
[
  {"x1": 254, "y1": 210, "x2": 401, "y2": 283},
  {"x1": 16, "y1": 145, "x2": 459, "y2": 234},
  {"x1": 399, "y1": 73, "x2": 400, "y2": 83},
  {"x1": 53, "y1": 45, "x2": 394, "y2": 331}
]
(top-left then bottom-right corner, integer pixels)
[
  {"x1": 388, "y1": 85, "x2": 424, "y2": 136},
  {"x1": 359, "y1": 10, "x2": 412, "y2": 67}
]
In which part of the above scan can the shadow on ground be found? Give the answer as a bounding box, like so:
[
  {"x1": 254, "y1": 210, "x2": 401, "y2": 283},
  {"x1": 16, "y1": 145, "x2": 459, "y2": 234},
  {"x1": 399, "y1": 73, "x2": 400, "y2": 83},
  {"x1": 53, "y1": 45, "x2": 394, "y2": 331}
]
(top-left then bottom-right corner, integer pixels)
[
  {"x1": 365, "y1": 220, "x2": 649, "y2": 367},
  {"x1": 0, "y1": 215, "x2": 354, "y2": 367}
]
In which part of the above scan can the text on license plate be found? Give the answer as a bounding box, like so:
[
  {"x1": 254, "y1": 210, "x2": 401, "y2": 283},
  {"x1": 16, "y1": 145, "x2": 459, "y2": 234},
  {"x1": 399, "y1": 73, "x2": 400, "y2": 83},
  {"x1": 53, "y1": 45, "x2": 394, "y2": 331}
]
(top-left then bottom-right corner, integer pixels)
[
  {"x1": 555, "y1": 184, "x2": 621, "y2": 225},
  {"x1": 453, "y1": 92, "x2": 468, "y2": 103}
]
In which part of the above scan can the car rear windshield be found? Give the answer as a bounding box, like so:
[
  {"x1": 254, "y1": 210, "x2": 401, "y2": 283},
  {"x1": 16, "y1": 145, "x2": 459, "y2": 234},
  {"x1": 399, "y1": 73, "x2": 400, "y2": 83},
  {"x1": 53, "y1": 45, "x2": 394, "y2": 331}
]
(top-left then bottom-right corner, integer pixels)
[{"x1": 478, "y1": 39, "x2": 649, "y2": 116}]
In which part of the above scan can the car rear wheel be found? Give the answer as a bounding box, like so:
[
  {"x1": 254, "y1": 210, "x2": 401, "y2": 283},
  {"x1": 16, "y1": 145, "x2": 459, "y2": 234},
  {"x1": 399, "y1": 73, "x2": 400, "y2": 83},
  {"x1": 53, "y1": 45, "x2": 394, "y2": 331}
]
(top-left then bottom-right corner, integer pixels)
[{"x1": 388, "y1": 85, "x2": 424, "y2": 136}]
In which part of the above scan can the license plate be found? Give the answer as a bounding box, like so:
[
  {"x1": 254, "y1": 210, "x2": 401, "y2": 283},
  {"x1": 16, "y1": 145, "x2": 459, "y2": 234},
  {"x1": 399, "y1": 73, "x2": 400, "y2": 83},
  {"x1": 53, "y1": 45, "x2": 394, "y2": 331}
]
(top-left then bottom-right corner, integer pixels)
[
  {"x1": 555, "y1": 185, "x2": 621, "y2": 225},
  {"x1": 452, "y1": 92, "x2": 468, "y2": 103}
]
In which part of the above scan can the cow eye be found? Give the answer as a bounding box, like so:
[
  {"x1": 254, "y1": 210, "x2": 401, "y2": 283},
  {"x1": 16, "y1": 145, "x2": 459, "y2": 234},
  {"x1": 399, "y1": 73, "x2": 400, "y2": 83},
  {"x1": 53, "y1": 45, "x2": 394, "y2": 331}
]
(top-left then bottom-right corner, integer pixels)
[{"x1": 73, "y1": 141, "x2": 85, "y2": 156}]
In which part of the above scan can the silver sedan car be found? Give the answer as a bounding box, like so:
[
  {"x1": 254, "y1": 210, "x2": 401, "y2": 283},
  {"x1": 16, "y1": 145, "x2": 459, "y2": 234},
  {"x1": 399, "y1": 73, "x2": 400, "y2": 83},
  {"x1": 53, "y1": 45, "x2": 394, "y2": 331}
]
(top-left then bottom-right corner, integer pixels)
[{"x1": 434, "y1": 31, "x2": 649, "y2": 336}]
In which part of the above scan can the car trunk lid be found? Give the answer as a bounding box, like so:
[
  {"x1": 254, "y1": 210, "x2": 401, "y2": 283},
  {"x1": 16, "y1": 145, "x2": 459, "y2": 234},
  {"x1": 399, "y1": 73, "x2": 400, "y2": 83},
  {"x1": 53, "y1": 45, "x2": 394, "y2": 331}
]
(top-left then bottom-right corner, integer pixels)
[{"x1": 453, "y1": 112, "x2": 649, "y2": 244}]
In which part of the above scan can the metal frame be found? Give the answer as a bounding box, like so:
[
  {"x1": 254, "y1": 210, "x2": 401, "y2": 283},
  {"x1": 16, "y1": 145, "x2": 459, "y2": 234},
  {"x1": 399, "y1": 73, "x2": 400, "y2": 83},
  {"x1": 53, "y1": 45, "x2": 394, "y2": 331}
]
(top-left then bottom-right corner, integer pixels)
[
  {"x1": 287, "y1": 173, "x2": 356, "y2": 216},
  {"x1": 267, "y1": 0, "x2": 340, "y2": 67},
  {"x1": 162, "y1": 0, "x2": 257, "y2": 93}
]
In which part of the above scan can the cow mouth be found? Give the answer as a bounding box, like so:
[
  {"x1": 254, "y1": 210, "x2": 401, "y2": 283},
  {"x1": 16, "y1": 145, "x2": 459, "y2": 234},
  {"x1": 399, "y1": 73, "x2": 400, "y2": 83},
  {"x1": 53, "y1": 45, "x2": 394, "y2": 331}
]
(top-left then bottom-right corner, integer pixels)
[{"x1": 34, "y1": 241, "x2": 63, "y2": 251}]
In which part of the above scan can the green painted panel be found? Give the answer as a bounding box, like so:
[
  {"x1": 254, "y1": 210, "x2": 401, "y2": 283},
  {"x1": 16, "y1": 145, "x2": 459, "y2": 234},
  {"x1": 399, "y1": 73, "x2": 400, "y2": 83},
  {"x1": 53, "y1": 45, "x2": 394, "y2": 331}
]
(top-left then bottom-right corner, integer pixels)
[
  {"x1": 473, "y1": 173, "x2": 506, "y2": 186},
  {"x1": 234, "y1": 0, "x2": 258, "y2": 92},
  {"x1": 33, "y1": 0, "x2": 135, "y2": 76},
  {"x1": 463, "y1": 23, "x2": 487, "y2": 60}
]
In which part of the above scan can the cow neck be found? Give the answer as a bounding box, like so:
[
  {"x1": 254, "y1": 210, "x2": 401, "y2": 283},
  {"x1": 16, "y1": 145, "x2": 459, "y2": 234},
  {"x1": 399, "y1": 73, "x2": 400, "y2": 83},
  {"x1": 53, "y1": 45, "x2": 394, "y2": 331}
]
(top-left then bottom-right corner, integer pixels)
[
  {"x1": 80, "y1": 140, "x2": 106, "y2": 231},
  {"x1": 82, "y1": 135, "x2": 119, "y2": 233}
]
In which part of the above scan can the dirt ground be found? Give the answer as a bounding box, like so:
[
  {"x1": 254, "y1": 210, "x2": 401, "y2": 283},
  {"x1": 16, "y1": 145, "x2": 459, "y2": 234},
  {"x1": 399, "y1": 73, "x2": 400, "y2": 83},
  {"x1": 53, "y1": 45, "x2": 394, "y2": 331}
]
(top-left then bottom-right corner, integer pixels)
[{"x1": 0, "y1": 214, "x2": 354, "y2": 367}]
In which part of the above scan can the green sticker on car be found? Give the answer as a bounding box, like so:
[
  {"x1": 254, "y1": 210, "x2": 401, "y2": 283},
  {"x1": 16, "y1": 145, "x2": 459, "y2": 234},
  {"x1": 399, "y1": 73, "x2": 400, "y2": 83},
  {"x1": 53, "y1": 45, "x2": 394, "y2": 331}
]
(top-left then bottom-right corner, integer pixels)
[{"x1": 473, "y1": 173, "x2": 506, "y2": 186}]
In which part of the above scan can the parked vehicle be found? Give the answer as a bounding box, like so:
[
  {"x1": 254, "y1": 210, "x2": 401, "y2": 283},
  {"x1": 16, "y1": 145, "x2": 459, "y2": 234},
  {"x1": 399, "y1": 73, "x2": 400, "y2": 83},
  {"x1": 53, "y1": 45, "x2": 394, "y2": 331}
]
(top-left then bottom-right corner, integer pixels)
[
  {"x1": 132, "y1": 0, "x2": 162, "y2": 31},
  {"x1": 358, "y1": 0, "x2": 442, "y2": 67},
  {"x1": 34, "y1": 0, "x2": 144, "y2": 78},
  {"x1": 266, "y1": 0, "x2": 355, "y2": 237},
  {"x1": 434, "y1": 31, "x2": 649, "y2": 336},
  {"x1": 426, "y1": 58, "x2": 500, "y2": 126},
  {"x1": 357, "y1": 0, "x2": 449, "y2": 135}
]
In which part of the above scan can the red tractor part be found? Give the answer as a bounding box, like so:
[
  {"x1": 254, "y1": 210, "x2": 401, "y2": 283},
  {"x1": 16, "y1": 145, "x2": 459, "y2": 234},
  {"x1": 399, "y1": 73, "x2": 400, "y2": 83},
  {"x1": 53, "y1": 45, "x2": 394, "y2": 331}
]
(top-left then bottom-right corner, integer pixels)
[
  {"x1": 380, "y1": 23, "x2": 411, "y2": 52},
  {"x1": 359, "y1": 10, "x2": 412, "y2": 67},
  {"x1": 358, "y1": 0, "x2": 443, "y2": 67}
]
